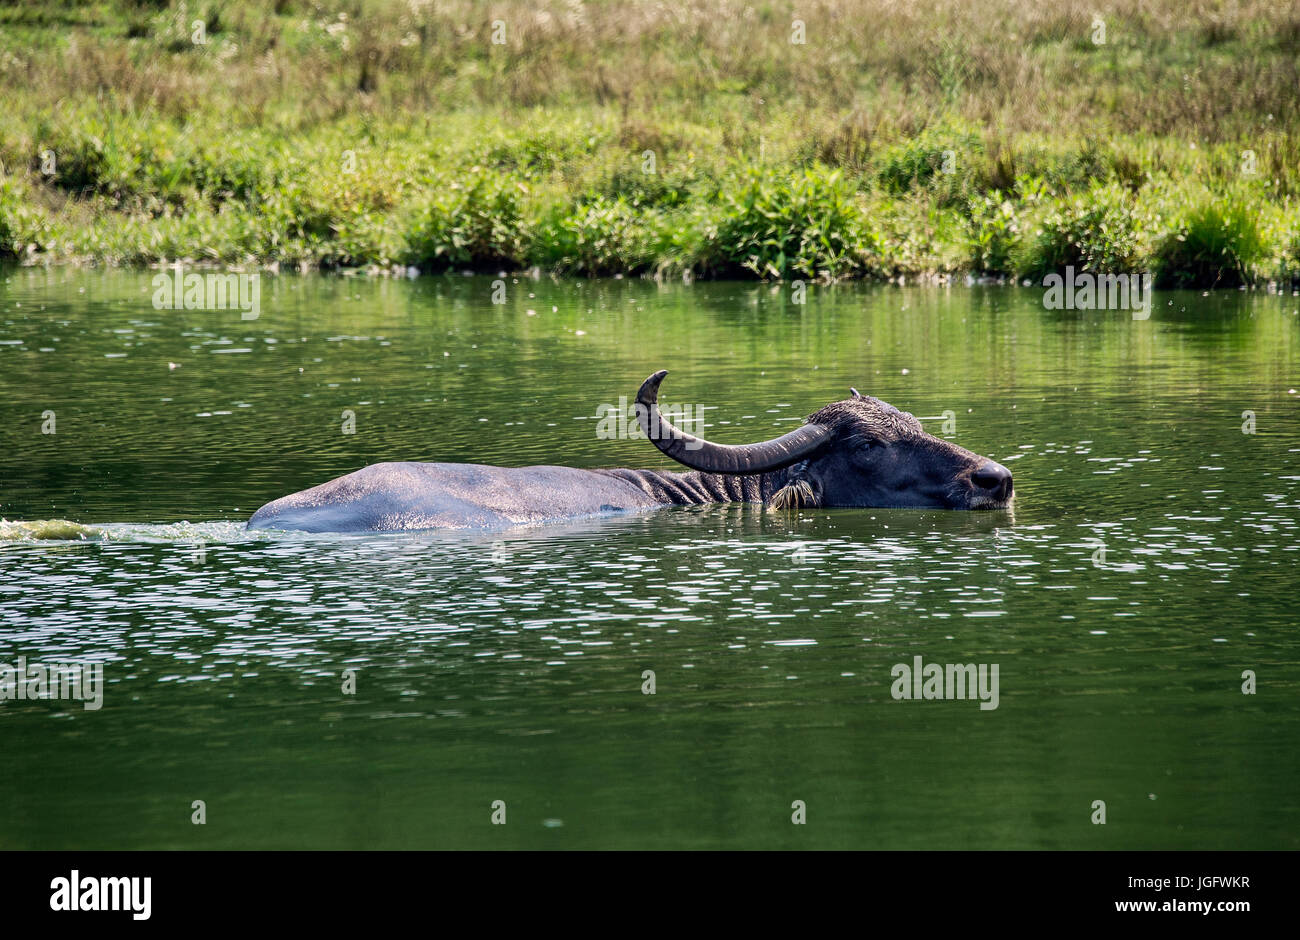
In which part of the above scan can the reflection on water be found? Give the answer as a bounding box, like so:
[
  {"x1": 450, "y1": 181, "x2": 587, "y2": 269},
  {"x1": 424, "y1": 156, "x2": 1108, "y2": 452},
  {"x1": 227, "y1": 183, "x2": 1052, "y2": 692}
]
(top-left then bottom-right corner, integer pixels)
[{"x1": 1, "y1": 268, "x2": 1297, "y2": 848}]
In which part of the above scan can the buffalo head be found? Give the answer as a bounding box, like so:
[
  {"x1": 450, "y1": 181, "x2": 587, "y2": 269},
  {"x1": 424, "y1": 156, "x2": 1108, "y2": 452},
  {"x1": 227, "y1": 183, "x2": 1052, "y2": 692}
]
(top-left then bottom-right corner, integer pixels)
[{"x1": 635, "y1": 370, "x2": 1013, "y2": 511}]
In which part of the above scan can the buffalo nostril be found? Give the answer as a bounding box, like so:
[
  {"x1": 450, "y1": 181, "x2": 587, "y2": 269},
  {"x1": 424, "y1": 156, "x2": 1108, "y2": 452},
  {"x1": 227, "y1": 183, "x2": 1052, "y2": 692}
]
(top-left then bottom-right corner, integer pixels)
[{"x1": 972, "y1": 461, "x2": 1013, "y2": 499}]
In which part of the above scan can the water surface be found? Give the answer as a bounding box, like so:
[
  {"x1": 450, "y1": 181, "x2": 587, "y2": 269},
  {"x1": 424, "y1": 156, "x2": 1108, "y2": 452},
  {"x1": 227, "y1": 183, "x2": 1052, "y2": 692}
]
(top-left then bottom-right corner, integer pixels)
[{"x1": 1, "y1": 268, "x2": 1297, "y2": 848}]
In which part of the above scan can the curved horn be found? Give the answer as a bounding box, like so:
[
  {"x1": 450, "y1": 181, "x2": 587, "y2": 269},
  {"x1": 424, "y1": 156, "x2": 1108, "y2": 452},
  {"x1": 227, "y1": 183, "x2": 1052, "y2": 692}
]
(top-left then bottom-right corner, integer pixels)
[{"x1": 635, "y1": 370, "x2": 832, "y2": 475}]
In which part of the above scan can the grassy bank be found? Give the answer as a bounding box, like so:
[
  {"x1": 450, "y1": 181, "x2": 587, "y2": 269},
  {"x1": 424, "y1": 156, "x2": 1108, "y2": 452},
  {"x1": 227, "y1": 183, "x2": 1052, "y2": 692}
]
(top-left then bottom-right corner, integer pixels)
[{"x1": 1, "y1": 0, "x2": 1298, "y2": 286}]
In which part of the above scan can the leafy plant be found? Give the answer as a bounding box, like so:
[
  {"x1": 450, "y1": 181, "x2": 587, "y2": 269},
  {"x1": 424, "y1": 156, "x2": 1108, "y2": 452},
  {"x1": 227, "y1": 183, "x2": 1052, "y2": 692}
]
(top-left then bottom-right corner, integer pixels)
[
  {"x1": 702, "y1": 164, "x2": 867, "y2": 279},
  {"x1": 402, "y1": 171, "x2": 530, "y2": 270},
  {"x1": 1153, "y1": 194, "x2": 1266, "y2": 287},
  {"x1": 966, "y1": 194, "x2": 1021, "y2": 274},
  {"x1": 1014, "y1": 184, "x2": 1153, "y2": 278},
  {"x1": 535, "y1": 196, "x2": 663, "y2": 275}
]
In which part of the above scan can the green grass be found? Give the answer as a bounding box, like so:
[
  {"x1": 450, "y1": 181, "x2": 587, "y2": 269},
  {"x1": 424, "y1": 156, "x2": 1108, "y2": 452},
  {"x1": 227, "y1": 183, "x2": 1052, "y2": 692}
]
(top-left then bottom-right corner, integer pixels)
[
  {"x1": 1152, "y1": 194, "x2": 1268, "y2": 287},
  {"x1": 1, "y1": 1, "x2": 1298, "y2": 286}
]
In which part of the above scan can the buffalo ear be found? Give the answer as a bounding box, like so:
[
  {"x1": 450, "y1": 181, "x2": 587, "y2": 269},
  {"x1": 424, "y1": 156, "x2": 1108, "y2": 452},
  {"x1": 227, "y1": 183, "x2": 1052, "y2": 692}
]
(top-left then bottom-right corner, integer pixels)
[
  {"x1": 766, "y1": 462, "x2": 822, "y2": 511},
  {"x1": 849, "y1": 387, "x2": 864, "y2": 400}
]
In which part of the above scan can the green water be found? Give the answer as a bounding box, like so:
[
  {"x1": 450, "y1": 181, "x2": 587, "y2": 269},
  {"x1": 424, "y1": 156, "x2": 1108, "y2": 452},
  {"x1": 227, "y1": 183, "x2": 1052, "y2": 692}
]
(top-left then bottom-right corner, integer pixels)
[{"x1": 1, "y1": 267, "x2": 1298, "y2": 849}]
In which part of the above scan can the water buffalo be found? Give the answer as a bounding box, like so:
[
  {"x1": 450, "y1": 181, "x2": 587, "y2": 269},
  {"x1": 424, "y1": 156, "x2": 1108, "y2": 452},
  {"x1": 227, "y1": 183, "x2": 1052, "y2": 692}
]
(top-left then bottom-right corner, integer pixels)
[{"x1": 246, "y1": 370, "x2": 1013, "y2": 532}]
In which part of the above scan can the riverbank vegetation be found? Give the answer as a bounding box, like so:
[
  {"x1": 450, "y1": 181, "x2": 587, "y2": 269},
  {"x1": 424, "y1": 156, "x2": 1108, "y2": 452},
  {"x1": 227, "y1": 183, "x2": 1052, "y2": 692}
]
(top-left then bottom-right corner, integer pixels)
[{"x1": 1, "y1": 0, "x2": 1298, "y2": 286}]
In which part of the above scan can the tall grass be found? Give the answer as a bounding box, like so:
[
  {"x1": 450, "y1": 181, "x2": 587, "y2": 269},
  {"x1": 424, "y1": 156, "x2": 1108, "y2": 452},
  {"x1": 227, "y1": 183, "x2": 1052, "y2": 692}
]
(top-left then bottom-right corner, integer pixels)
[
  {"x1": 0, "y1": 1, "x2": 1297, "y2": 284},
  {"x1": 1153, "y1": 195, "x2": 1267, "y2": 287}
]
